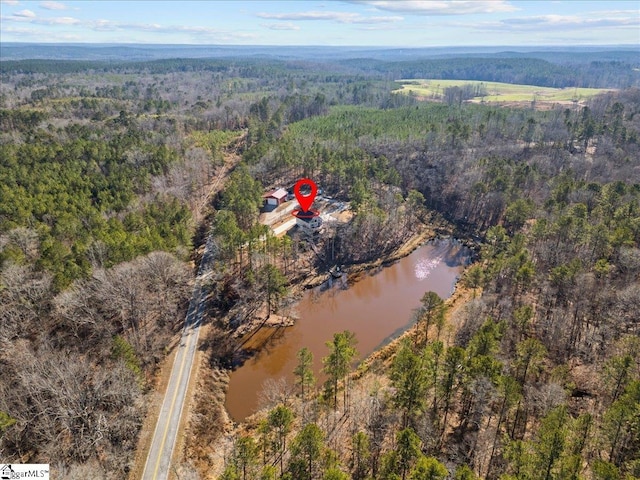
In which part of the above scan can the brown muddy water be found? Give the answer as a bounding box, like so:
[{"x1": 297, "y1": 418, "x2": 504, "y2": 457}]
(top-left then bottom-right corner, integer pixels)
[{"x1": 225, "y1": 239, "x2": 470, "y2": 421}]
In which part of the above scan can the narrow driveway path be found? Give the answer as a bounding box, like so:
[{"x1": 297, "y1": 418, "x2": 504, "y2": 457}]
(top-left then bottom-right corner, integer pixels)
[{"x1": 142, "y1": 237, "x2": 216, "y2": 480}]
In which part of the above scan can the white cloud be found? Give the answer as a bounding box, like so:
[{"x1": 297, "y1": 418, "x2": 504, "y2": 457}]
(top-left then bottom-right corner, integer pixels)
[
  {"x1": 263, "y1": 22, "x2": 301, "y2": 31},
  {"x1": 257, "y1": 10, "x2": 402, "y2": 24},
  {"x1": 1, "y1": 11, "x2": 256, "y2": 41},
  {"x1": 2, "y1": 11, "x2": 81, "y2": 24},
  {"x1": 0, "y1": 25, "x2": 80, "y2": 40},
  {"x1": 40, "y1": 1, "x2": 67, "y2": 10},
  {"x1": 92, "y1": 19, "x2": 117, "y2": 31},
  {"x1": 356, "y1": 24, "x2": 404, "y2": 31},
  {"x1": 13, "y1": 9, "x2": 35, "y2": 17},
  {"x1": 473, "y1": 11, "x2": 639, "y2": 31},
  {"x1": 45, "y1": 16, "x2": 79, "y2": 24},
  {"x1": 258, "y1": 10, "x2": 357, "y2": 21},
  {"x1": 352, "y1": 15, "x2": 404, "y2": 24},
  {"x1": 0, "y1": 26, "x2": 38, "y2": 35},
  {"x1": 0, "y1": 0, "x2": 20, "y2": 5},
  {"x1": 349, "y1": 0, "x2": 518, "y2": 15},
  {"x1": 81, "y1": 20, "x2": 258, "y2": 41}
]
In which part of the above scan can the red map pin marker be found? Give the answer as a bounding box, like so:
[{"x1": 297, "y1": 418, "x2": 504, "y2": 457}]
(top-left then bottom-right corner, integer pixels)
[{"x1": 294, "y1": 178, "x2": 318, "y2": 213}]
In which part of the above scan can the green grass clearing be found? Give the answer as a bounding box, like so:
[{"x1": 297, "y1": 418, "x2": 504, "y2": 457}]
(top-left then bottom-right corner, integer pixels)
[{"x1": 394, "y1": 79, "x2": 613, "y2": 104}]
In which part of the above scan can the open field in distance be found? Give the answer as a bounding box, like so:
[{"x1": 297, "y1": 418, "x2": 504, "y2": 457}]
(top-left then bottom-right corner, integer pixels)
[{"x1": 394, "y1": 78, "x2": 614, "y2": 105}]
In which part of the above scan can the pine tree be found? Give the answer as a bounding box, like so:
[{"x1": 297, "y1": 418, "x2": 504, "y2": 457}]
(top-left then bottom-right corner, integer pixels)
[
  {"x1": 294, "y1": 347, "x2": 315, "y2": 401},
  {"x1": 503, "y1": 439, "x2": 533, "y2": 480},
  {"x1": 323, "y1": 468, "x2": 349, "y2": 480},
  {"x1": 557, "y1": 413, "x2": 591, "y2": 479},
  {"x1": 486, "y1": 375, "x2": 521, "y2": 478},
  {"x1": 591, "y1": 460, "x2": 620, "y2": 480},
  {"x1": 454, "y1": 464, "x2": 477, "y2": 480},
  {"x1": 390, "y1": 339, "x2": 429, "y2": 427},
  {"x1": 511, "y1": 338, "x2": 547, "y2": 438},
  {"x1": 409, "y1": 456, "x2": 448, "y2": 480},
  {"x1": 439, "y1": 346, "x2": 465, "y2": 439},
  {"x1": 397, "y1": 427, "x2": 422, "y2": 480},
  {"x1": 350, "y1": 431, "x2": 371, "y2": 480},
  {"x1": 235, "y1": 436, "x2": 259, "y2": 480},
  {"x1": 259, "y1": 263, "x2": 287, "y2": 318},
  {"x1": 268, "y1": 405, "x2": 294, "y2": 475},
  {"x1": 425, "y1": 340, "x2": 444, "y2": 417},
  {"x1": 602, "y1": 380, "x2": 640, "y2": 467},
  {"x1": 259, "y1": 465, "x2": 277, "y2": 480},
  {"x1": 534, "y1": 406, "x2": 568, "y2": 480},
  {"x1": 290, "y1": 423, "x2": 324, "y2": 480},
  {"x1": 322, "y1": 330, "x2": 358, "y2": 410},
  {"x1": 419, "y1": 291, "x2": 445, "y2": 345},
  {"x1": 463, "y1": 265, "x2": 484, "y2": 298}
]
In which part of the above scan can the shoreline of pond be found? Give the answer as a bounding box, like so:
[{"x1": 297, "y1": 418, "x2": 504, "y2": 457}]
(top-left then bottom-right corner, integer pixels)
[{"x1": 232, "y1": 213, "x2": 480, "y2": 339}]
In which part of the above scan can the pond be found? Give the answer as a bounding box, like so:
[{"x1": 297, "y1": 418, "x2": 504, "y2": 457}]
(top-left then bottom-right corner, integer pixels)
[{"x1": 225, "y1": 238, "x2": 471, "y2": 421}]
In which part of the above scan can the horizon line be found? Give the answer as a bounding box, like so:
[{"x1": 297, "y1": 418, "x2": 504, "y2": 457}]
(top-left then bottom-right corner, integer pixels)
[{"x1": 2, "y1": 42, "x2": 638, "y2": 48}]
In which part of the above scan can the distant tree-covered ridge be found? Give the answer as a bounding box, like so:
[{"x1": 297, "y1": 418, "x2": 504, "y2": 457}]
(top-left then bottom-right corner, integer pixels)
[
  {"x1": 2, "y1": 54, "x2": 638, "y2": 88},
  {"x1": 359, "y1": 56, "x2": 639, "y2": 89}
]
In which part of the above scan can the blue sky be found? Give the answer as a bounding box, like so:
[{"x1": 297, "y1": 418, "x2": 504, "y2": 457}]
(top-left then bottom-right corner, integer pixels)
[{"x1": 1, "y1": 0, "x2": 638, "y2": 46}]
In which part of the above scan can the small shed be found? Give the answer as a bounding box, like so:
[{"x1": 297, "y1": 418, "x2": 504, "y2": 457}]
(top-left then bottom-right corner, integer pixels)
[{"x1": 263, "y1": 188, "x2": 288, "y2": 207}]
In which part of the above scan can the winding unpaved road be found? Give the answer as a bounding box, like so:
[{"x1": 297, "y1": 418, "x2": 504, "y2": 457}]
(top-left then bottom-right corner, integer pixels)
[{"x1": 141, "y1": 237, "x2": 216, "y2": 480}]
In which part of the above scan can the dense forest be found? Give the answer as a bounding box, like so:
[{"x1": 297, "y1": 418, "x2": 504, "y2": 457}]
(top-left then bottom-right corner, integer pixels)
[
  {"x1": 3, "y1": 53, "x2": 638, "y2": 89},
  {"x1": 0, "y1": 51, "x2": 638, "y2": 479}
]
